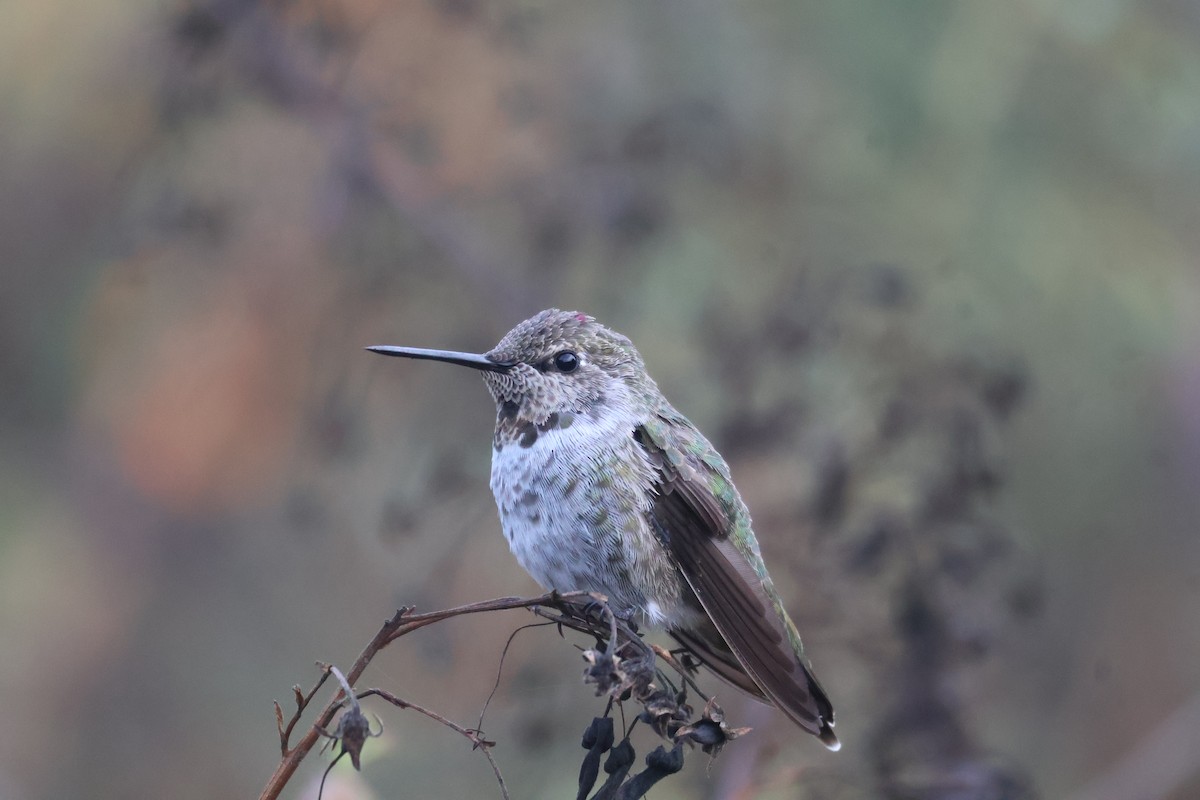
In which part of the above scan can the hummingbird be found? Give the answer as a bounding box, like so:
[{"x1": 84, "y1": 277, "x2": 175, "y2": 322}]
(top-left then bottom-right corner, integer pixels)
[{"x1": 368, "y1": 309, "x2": 838, "y2": 749}]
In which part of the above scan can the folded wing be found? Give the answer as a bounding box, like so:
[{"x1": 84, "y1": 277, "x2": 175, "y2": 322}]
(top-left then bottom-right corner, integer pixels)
[{"x1": 635, "y1": 421, "x2": 838, "y2": 749}]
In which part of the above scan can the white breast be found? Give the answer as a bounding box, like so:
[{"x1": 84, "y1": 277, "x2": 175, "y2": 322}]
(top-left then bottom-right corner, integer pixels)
[
  {"x1": 487, "y1": 405, "x2": 658, "y2": 608},
  {"x1": 491, "y1": 415, "x2": 609, "y2": 588}
]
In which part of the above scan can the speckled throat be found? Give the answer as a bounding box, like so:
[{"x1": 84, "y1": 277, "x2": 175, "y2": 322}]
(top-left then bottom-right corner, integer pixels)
[{"x1": 493, "y1": 399, "x2": 574, "y2": 450}]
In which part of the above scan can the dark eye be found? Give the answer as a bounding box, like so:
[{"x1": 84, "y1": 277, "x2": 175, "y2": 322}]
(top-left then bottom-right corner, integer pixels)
[{"x1": 553, "y1": 350, "x2": 579, "y2": 373}]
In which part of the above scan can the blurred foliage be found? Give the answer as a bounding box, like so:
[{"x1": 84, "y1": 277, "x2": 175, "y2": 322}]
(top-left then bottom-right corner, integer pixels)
[{"x1": 2, "y1": 0, "x2": 1200, "y2": 798}]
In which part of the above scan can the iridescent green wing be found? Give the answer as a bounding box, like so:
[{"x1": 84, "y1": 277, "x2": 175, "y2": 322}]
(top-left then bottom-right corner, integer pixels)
[{"x1": 636, "y1": 413, "x2": 838, "y2": 748}]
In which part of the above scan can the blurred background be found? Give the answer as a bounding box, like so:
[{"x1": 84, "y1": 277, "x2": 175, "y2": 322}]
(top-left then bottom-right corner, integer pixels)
[{"x1": 3, "y1": 1, "x2": 1200, "y2": 798}]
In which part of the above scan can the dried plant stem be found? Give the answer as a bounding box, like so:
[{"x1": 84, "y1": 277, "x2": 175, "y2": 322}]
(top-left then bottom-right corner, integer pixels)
[
  {"x1": 259, "y1": 591, "x2": 596, "y2": 800},
  {"x1": 360, "y1": 688, "x2": 509, "y2": 800}
]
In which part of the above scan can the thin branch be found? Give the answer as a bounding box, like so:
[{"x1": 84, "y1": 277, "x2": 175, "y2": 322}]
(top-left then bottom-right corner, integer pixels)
[
  {"x1": 258, "y1": 591, "x2": 597, "y2": 800},
  {"x1": 381, "y1": 591, "x2": 599, "y2": 645},
  {"x1": 360, "y1": 688, "x2": 510, "y2": 800},
  {"x1": 476, "y1": 620, "x2": 558, "y2": 736},
  {"x1": 278, "y1": 669, "x2": 332, "y2": 756},
  {"x1": 259, "y1": 608, "x2": 408, "y2": 800}
]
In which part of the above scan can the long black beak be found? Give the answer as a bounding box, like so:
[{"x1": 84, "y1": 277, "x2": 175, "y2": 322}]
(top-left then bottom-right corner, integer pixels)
[{"x1": 366, "y1": 345, "x2": 513, "y2": 372}]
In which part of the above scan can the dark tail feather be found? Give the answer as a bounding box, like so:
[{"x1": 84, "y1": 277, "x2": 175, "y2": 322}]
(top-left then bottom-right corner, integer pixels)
[{"x1": 670, "y1": 622, "x2": 840, "y2": 751}]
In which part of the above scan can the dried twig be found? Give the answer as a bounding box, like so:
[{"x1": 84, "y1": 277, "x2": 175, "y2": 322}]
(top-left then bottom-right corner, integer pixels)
[
  {"x1": 259, "y1": 591, "x2": 598, "y2": 800},
  {"x1": 360, "y1": 688, "x2": 509, "y2": 800},
  {"x1": 275, "y1": 669, "x2": 332, "y2": 757},
  {"x1": 475, "y1": 620, "x2": 559, "y2": 737},
  {"x1": 259, "y1": 590, "x2": 747, "y2": 800}
]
